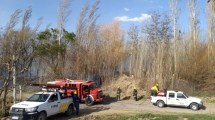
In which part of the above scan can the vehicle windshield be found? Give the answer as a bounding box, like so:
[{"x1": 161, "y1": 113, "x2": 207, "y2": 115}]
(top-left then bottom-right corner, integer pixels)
[
  {"x1": 26, "y1": 94, "x2": 50, "y2": 102},
  {"x1": 90, "y1": 83, "x2": 97, "y2": 89}
]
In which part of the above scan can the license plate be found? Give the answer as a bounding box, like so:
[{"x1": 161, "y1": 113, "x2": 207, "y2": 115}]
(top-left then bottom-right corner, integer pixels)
[{"x1": 12, "y1": 116, "x2": 19, "y2": 119}]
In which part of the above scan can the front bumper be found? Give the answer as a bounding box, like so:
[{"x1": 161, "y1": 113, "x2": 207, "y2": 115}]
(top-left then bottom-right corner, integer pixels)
[
  {"x1": 9, "y1": 108, "x2": 38, "y2": 120},
  {"x1": 95, "y1": 91, "x2": 105, "y2": 102},
  {"x1": 95, "y1": 97, "x2": 104, "y2": 102}
]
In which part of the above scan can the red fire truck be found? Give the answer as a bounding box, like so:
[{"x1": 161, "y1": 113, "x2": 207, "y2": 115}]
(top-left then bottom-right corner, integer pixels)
[{"x1": 46, "y1": 78, "x2": 104, "y2": 106}]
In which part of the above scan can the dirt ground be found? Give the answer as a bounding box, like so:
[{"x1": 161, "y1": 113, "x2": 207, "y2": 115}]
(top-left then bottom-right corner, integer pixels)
[
  {"x1": 2, "y1": 75, "x2": 215, "y2": 120},
  {"x1": 46, "y1": 97, "x2": 215, "y2": 120},
  {"x1": 2, "y1": 96, "x2": 215, "y2": 120}
]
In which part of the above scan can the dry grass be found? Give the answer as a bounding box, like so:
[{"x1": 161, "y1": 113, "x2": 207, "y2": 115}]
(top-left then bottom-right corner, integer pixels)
[{"x1": 102, "y1": 75, "x2": 146, "y2": 99}]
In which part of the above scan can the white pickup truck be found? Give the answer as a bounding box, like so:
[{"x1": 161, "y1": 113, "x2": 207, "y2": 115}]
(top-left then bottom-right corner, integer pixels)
[
  {"x1": 9, "y1": 91, "x2": 74, "y2": 120},
  {"x1": 151, "y1": 90, "x2": 203, "y2": 110}
]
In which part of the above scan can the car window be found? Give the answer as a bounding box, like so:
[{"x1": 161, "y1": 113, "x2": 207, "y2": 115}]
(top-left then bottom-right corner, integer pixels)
[
  {"x1": 90, "y1": 83, "x2": 97, "y2": 89},
  {"x1": 27, "y1": 94, "x2": 50, "y2": 102},
  {"x1": 168, "y1": 93, "x2": 175, "y2": 98},
  {"x1": 49, "y1": 94, "x2": 58, "y2": 101},
  {"x1": 177, "y1": 93, "x2": 186, "y2": 99}
]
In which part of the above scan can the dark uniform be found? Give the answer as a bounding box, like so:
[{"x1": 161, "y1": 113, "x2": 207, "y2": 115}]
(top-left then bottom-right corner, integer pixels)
[
  {"x1": 71, "y1": 91, "x2": 80, "y2": 115},
  {"x1": 116, "y1": 87, "x2": 121, "y2": 101},
  {"x1": 133, "y1": 89, "x2": 137, "y2": 101}
]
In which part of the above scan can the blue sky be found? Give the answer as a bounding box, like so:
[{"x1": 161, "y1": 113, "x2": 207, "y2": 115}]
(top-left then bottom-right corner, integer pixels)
[{"x1": 0, "y1": 0, "x2": 207, "y2": 32}]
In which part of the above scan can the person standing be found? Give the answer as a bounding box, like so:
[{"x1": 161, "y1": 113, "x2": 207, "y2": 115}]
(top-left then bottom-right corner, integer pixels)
[
  {"x1": 116, "y1": 87, "x2": 121, "y2": 101},
  {"x1": 71, "y1": 91, "x2": 80, "y2": 115},
  {"x1": 150, "y1": 84, "x2": 159, "y2": 96},
  {"x1": 133, "y1": 88, "x2": 138, "y2": 101}
]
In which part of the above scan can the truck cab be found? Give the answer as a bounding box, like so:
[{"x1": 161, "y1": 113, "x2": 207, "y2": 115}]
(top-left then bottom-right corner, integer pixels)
[
  {"x1": 81, "y1": 80, "x2": 104, "y2": 105},
  {"x1": 9, "y1": 91, "x2": 74, "y2": 120},
  {"x1": 151, "y1": 90, "x2": 203, "y2": 110}
]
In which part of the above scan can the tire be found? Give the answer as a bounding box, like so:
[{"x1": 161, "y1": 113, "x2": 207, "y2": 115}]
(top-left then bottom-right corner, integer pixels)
[
  {"x1": 85, "y1": 96, "x2": 94, "y2": 106},
  {"x1": 65, "y1": 104, "x2": 75, "y2": 116},
  {"x1": 190, "y1": 103, "x2": 199, "y2": 111},
  {"x1": 37, "y1": 112, "x2": 47, "y2": 120},
  {"x1": 156, "y1": 100, "x2": 165, "y2": 108}
]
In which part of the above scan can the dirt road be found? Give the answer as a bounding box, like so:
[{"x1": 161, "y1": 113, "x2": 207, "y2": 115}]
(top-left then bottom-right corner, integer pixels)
[{"x1": 48, "y1": 98, "x2": 215, "y2": 120}]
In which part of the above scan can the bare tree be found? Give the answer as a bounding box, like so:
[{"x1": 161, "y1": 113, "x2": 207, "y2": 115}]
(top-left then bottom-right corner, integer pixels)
[
  {"x1": 0, "y1": 7, "x2": 37, "y2": 116},
  {"x1": 0, "y1": 10, "x2": 22, "y2": 115},
  {"x1": 143, "y1": 12, "x2": 172, "y2": 89},
  {"x1": 188, "y1": 0, "x2": 199, "y2": 53},
  {"x1": 73, "y1": 0, "x2": 100, "y2": 79},
  {"x1": 98, "y1": 21, "x2": 126, "y2": 80},
  {"x1": 128, "y1": 25, "x2": 139, "y2": 76},
  {"x1": 170, "y1": 0, "x2": 180, "y2": 89},
  {"x1": 206, "y1": 0, "x2": 215, "y2": 64},
  {"x1": 57, "y1": 0, "x2": 71, "y2": 76}
]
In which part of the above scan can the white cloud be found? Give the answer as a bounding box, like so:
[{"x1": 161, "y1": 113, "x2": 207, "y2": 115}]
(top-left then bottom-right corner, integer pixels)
[
  {"x1": 114, "y1": 13, "x2": 151, "y2": 22},
  {"x1": 124, "y1": 8, "x2": 130, "y2": 11}
]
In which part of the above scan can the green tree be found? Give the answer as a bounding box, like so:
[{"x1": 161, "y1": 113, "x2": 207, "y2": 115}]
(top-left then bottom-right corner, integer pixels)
[{"x1": 36, "y1": 28, "x2": 75, "y2": 78}]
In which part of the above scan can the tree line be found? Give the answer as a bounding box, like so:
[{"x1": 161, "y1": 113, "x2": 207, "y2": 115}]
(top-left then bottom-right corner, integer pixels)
[{"x1": 0, "y1": 0, "x2": 215, "y2": 116}]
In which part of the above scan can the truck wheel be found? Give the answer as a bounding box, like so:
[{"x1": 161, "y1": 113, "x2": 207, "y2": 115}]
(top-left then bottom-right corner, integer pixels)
[
  {"x1": 190, "y1": 103, "x2": 199, "y2": 111},
  {"x1": 85, "y1": 96, "x2": 94, "y2": 106},
  {"x1": 157, "y1": 100, "x2": 165, "y2": 108},
  {"x1": 37, "y1": 112, "x2": 47, "y2": 120},
  {"x1": 65, "y1": 104, "x2": 75, "y2": 116}
]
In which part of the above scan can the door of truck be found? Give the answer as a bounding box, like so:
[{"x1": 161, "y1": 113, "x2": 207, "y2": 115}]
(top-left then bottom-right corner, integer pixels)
[
  {"x1": 47, "y1": 93, "x2": 60, "y2": 116},
  {"x1": 82, "y1": 85, "x2": 90, "y2": 99},
  {"x1": 166, "y1": 92, "x2": 175, "y2": 105},
  {"x1": 174, "y1": 93, "x2": 187, "y2": 106}
]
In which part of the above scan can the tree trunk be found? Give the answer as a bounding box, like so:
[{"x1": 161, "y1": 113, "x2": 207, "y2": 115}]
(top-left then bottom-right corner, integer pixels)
[{"x1": 13, "y1": 55, "x2": 16, "y2": 104}]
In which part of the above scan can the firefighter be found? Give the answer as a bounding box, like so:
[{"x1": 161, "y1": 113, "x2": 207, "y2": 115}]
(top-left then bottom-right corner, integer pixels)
[
  {"x1": 116, "y1": 87, "x2": 121, "y2": 101},
  {"x1": 133, "y1": 88, "x2": 137, "y2": 101},
  {"x1": 71, "y1": 91, "x2": 80, "y2": 115},
  {"x1": 151, "y1": 84, "x2": 159, "y2": 96}
]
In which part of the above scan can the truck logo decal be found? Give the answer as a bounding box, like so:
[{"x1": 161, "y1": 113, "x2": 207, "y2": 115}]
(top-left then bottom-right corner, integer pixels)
[{"x1": 58, "y1": 102, "x2": 69, "y2": 112}]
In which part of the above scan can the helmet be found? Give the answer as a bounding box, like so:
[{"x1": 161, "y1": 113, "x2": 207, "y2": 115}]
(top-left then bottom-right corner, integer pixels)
[
  {"x1": 74, "y1": 91, "x2": 77, "y2": 94},
  {"x1": 156, "y1": 84, "x2": 159, "y2": 87}
]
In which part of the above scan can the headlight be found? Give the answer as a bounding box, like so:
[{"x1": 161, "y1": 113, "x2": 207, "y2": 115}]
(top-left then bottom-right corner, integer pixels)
[{"x1": 25, "y1": 106, "x2": 38, "y2": 112}]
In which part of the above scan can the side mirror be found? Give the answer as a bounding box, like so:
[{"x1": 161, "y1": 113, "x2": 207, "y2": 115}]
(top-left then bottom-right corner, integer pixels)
[{"x1": 26, "y1": 97, "x2": 29, "y2": 100}]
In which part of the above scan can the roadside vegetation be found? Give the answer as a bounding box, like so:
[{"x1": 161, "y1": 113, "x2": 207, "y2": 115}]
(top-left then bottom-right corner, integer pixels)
[
  {"x1": 115, "y1": 113, "x2": 215, "y2": 120},
  {"x1": 76, "y1": 113, "x2": 215, "y2": 120},
  {"x1": 1, "y1": 0, "x2": 215, "y2": 117}
]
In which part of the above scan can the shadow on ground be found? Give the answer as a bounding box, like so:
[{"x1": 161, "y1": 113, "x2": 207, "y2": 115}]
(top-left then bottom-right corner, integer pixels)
[
  {"x1": 48, "y1": 105, "x2": 110, "y2": 120},
  {"x1": 101, "y1": 95, "x2": 118, "y2": 105},
  {"x1": 164, "y1": 105, "x2": 207, "y2": 111},
  {"x1": 122, "y1": 96, "x2": 131, "y2": 100},
  {"x1": 202, "y1": 105, "x2": 207, "y2": 110},
  {"x1": 137, "y1": 95, "x2": 144, "y2": 101}
]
